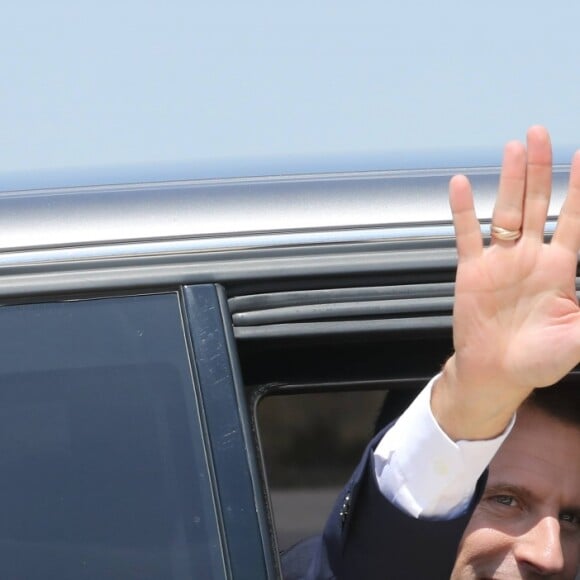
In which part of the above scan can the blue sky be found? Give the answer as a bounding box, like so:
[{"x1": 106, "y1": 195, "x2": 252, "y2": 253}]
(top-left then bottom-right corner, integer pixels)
[{"x1": 2, "y1": 1, "x2": 580, "y2": 189}]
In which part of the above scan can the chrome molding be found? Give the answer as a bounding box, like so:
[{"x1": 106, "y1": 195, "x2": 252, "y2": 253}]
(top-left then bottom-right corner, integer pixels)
[
  {"x1": 0, "y1": 220, "x2": 559, "y2": 272},
  {"x1": 0, "y1": 224, "x2": 453, "y2": 269}
]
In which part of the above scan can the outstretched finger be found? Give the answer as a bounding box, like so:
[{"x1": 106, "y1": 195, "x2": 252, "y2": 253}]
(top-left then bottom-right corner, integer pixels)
[
  {"x1": 552, "y1": 150, "x2": 580, "y2": 253},
  {"x1": 450, "y1": 174, "x2": 483, "y2": 262},
  {"x1": 491, "y1": 140, "x2": 526, "y2": 247},
  {"x1": 522, "y1": 126, "x2": 553, "y2": 241}
]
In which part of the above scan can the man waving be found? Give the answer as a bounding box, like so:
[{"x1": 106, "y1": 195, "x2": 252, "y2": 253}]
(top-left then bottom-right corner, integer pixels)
[{"x1": 283, "y1": 126, "x2": 580, "y2": 579}]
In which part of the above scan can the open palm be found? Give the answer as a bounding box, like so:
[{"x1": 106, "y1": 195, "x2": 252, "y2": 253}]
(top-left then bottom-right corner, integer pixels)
[{"x1": 434, "y1": 127, "x2": 580, "y2": 440}]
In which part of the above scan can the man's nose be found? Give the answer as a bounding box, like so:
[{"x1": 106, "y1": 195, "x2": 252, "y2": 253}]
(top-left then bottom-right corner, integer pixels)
[{"x1": 513, "y1": 516, "x2": 565, "y2": 575}]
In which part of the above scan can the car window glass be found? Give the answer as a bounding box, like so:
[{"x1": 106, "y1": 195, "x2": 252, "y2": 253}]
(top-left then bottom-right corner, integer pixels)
[
  {"x1": 258, "y1": 389, "x2": 388, "y2": 550},
  {"x1": 0, "y1": 294, "x2": 225, "y2": 580}
]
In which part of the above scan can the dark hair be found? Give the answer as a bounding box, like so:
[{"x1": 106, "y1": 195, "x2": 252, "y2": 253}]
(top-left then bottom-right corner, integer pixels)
[{"x1": 525, "y1": 378, "x2": 580, "y2": 426}]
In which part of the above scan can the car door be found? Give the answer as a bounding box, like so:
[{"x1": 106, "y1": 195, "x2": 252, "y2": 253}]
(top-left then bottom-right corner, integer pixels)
[{"x1": 0, "y1": 286, "x2": 273, "y2": 579}]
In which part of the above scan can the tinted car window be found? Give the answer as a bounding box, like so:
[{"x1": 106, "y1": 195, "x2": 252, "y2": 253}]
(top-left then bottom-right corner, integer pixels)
[
  {"x1": 258, "y1": 389, "x2": 387, "y2": 550},
  {"x1": 0, "y1": 294, "x2": 224, "y2": 579}
]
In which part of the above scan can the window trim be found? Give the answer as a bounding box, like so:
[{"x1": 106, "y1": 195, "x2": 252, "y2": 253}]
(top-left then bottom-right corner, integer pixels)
[{"x1": 182, "y1": 284, "x2": 276, "y2": 580}]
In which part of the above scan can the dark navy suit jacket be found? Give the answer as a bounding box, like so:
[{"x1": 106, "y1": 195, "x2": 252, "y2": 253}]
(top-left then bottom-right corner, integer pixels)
[{"x1": 281, "y1": 426, "x2": 487, "y2": 579}]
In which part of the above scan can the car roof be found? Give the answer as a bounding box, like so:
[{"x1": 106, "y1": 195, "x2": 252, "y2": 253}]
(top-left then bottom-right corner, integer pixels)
[
  {"x1": 0, "y1": 165, "x2": 571, "y2": 254},
  {"x1": 0, "y1": 164, "x2": 570, "y2": 301}
]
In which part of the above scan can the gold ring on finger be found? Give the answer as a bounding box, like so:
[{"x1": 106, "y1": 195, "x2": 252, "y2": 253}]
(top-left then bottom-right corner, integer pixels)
[{"x1": 490, "y1": 224, "x2": 522, "y2": 242}]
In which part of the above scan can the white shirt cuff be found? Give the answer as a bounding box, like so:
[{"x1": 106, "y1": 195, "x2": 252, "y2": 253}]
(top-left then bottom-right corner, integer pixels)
[{"x1": 373, "y1": 375, "x2": 515, "y2": 519}]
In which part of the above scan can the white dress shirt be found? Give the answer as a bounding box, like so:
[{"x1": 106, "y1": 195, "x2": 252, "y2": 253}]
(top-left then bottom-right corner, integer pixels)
[{"x1": 373, "y1": 376, "x2": 515, "y2": 519}]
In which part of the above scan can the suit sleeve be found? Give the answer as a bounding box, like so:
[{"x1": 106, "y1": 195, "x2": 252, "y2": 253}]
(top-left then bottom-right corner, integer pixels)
[{"x1": 289, "y1": 426, "x2": 487, "y2": 580}]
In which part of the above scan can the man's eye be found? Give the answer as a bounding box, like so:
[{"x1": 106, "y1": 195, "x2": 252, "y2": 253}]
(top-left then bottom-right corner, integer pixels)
[
  {"x1": 559, "y1": 512, "x2": 580, "y2": 527},
  {"x1": 493, "y1": 495, "x2": 517, "y2": 507}
]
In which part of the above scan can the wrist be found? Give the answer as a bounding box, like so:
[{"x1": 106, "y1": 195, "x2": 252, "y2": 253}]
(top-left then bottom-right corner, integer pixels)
[{"x1": 431, "y1": 356, "x2": 523, "y2": 441}]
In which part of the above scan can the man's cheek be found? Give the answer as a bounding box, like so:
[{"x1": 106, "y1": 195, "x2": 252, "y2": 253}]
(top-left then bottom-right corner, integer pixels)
[{"x1": 452, "y1": 522, "x2": 511, "y2": 579}]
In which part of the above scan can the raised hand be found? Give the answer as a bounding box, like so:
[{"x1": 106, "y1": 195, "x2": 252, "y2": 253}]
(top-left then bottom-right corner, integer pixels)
[{"x1": 432, "y1": 126, "x2": 580, "y2": 440}]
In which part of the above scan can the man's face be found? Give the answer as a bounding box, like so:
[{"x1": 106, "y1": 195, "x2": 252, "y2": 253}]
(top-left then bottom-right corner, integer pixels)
[{"x1": 451, "y1": 405, "x2": 580, "y2": 579}]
